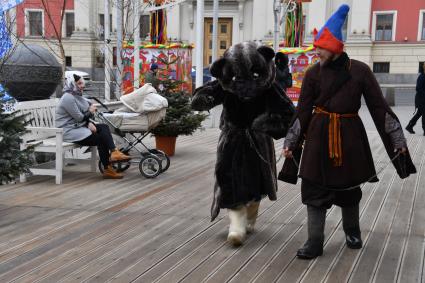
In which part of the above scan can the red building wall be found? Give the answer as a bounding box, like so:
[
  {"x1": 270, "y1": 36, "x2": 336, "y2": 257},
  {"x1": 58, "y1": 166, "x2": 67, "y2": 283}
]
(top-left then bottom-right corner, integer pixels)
[
  {"x1": 16, "y1": 0, "x2": 74, "y2": 39},
  {"x1": 371, "y1": 0, "x2": 425, "y2": 43}
]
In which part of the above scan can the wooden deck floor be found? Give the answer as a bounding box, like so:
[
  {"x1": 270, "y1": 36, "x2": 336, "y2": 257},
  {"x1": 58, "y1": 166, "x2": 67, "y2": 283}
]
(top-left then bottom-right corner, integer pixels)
[{"x1": 1, "y1": 129, "x2": 424, "y2": 283}]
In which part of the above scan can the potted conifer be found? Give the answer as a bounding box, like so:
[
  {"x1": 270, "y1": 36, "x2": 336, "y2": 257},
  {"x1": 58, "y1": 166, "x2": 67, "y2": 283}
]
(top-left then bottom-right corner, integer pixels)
[{"x1": 150, "y1": 61, "x2": 207, "y2": 156}]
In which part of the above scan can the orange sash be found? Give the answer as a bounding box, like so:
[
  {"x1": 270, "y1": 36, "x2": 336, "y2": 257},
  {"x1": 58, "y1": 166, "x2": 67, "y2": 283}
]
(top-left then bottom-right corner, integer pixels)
[{"x1": 314, "y1": 107, "x2": 358, "y2": 166}]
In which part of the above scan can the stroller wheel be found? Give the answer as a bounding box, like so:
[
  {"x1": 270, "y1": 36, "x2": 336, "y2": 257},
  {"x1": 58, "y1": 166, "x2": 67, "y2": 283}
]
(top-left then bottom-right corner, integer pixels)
[
  {"x1": 148, "y1": 149, "x2": 170, "y2": 172},
  {"x1": 139, "y1": 155, "x2": 162, "y2": 178},
  {"x1": 98, "y1": 161, "x2": 131, "y2": 173}
]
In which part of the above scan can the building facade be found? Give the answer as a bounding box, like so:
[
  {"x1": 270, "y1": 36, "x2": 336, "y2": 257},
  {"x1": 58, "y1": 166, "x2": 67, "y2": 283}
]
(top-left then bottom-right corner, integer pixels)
[{"x1": 11, "y1": 0, "x2": 425, "y2": 82}]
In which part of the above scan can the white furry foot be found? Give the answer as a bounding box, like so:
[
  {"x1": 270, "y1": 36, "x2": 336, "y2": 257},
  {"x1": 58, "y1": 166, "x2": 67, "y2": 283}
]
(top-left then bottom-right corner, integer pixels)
[
  {"x1": 246, "y1": 202, "x2": 260, "y2": 234},
  {"x1": 228, "y1": 206, "x2": 248, "y2": 246},
  {"x1": 227, "y1": 231, "x2": 245, "y2": 246}
]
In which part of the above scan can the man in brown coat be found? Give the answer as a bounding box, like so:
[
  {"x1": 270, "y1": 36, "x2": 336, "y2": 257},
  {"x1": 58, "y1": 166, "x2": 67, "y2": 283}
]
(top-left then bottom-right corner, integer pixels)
[{"x1": 282, "y1": 4, "x2": 416, "y2": 259}]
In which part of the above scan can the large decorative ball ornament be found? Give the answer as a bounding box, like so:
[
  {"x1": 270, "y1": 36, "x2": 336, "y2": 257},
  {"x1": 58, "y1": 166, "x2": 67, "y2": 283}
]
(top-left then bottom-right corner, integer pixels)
[{"x1": 0, "y1": 44, "x2": 62, "y2": 101}]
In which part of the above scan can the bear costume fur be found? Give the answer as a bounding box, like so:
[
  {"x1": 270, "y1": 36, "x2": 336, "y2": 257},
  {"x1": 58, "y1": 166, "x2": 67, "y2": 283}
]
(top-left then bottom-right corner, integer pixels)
[{"x1": 191, "y1": 42, "x2": 295, "y2": 245}]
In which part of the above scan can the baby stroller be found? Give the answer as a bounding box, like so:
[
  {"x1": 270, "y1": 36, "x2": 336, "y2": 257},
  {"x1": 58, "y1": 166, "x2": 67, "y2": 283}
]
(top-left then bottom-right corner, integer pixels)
[{"x1": 87, "y1": 86, "x2": 170, "y2": 178}]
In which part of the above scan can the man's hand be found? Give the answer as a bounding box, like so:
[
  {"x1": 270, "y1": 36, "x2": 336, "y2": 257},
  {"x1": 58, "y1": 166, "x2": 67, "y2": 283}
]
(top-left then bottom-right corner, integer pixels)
[
  {"x1": 282, "y1": 147, "x2": 293, "y2": 158},
  {"x1": 88, "y1": 122, "x2": 97, "y2": 133},
  {"x1": 89, "y1": 104, "x2": 97, "y2": 113}
]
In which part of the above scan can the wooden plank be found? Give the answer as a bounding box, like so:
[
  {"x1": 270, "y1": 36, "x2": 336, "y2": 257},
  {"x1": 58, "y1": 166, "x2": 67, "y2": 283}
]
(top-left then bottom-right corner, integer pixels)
[
  {"x1": 63, "y1": 191, "x2": 216, "y2": 282},
  {"x1": 128, "y1": 187, "x2": 299, "y2": 283},
  {"x1": 396, "y1": 137, "x2": 425, "y2": 282},
  {"x1": 183, "y1": 191, "x2": 303, "y2": 283},
  {"x1": 373, "y1": 137, "x2": 424, "y2": 282},
  {"x1": 0, "y1": 128, "x2": 423, "y2": 282},
  {"x1": 346, "y1": 171, "x2": 410, "y2": 280},
  {"x1": 8, "y1": 166, "x2": 216, "y2": 282}
]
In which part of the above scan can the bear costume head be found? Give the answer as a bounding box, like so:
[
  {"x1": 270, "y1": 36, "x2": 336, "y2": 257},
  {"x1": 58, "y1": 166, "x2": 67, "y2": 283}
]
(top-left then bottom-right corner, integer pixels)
[{"x1": 210, "y1": 41, "x2": 276, "y2": 101}]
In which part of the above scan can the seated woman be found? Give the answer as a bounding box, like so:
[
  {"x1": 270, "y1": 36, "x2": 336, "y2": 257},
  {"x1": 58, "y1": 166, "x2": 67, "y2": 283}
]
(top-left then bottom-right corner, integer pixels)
[{"x1": 55, "y1": 74, "x2": 131, "y2": 179}]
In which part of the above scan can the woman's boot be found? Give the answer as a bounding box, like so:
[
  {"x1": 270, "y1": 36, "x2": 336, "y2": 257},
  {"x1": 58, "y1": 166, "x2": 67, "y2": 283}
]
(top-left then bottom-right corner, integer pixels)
[
  {"x1": 110, "y1": 149, "x2": 131, "y2": 162},
  {"x1": 297, "y1": 205, "x2": 326, "y2": 259},
  {"x1": 246, "y1": 201, "x2": 260, "y2": 233},
  {"x1": 103, "y1": 165, "x2": 124, "y2": 179},
  {"x1": 342, "y1": 205, "x2": 362, "y2": 249},
  {"x1": 227, "y1": 206, "x2": 248, "y2": 246}
]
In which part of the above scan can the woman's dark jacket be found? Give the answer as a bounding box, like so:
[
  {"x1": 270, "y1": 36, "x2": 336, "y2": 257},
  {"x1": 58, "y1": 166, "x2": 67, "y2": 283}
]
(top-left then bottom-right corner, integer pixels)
[{"x1": 275, "y1": 66, "x2": 293, "y2": 92}]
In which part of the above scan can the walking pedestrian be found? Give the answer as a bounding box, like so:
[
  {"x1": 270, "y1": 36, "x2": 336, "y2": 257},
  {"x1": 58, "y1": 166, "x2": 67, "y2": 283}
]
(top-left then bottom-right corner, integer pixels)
[
  {"x1": 281, "y1": 4, "x2": 416, "y2": 260},
  {"x1": 405, "y1": 64, "x2": 425, "y2": 135}
]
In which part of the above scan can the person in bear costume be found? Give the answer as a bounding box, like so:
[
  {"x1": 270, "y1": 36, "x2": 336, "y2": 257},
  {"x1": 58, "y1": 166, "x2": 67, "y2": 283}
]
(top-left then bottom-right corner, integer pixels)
[{"x1": 191, "y1": 42, "x2": 295, "y2": 246}]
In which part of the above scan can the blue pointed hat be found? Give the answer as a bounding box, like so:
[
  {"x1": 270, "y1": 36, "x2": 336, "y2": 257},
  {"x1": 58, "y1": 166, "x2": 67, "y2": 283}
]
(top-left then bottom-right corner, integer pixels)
[{"x1": 314, "y1": 4, "x2": 350, "y2": 53}]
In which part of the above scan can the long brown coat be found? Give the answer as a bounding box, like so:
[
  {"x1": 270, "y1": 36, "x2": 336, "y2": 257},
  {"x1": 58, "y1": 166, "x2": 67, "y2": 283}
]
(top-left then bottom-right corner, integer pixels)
[{"x1": 295, "y1": 53, "x2": 415, "y2": 189}]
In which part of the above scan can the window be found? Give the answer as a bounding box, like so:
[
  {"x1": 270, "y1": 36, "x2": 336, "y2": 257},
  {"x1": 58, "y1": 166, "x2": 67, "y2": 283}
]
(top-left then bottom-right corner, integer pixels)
[
  {"x1": 373, "y1": 62, "x2": 390, "y2": 73},
  {"x1": 113, "y1": 46, "x2": 117, "y2": 66},
  {"x1": 220, "y1": 24, "x2": 227, "y2": 34},
  {"x1": 65, "y1": 56, "x2": 72, "y2": 67},
  {"x1": 99, "y1": 13, "x2": 113, "y2": 40},
  {"x1": 419, "y1": 11, "x2": 425, "y2": 41},
  {"x1": 422, "y1": 13, "x2": 425, "y2": 40},
  {"x1": 374, "y1": 13, "x2": 395, "y2": 41},
  {"x1": 419, "y1": 62, "x2": 424, "y2": 74},
  {"x1": 65, "y1": 13, "x2": 74, "y2": 37},
  {"x1": 220, "y1": 40, "x2": 226, "y2": 50},
  {"x1": 27, "y1": 10, "x2": 43, "y2": 36},
  {"x1": 139, "y1": 15, "x2": 150, "y2": 39}
]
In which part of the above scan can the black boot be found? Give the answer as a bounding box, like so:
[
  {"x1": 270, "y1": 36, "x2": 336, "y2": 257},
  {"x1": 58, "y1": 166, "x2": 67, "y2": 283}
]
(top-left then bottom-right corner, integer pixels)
[
  {"x1": 297, "y1": 206, "x2": 326, "y2": 260},
  {"x1": 405, "y1": 122, "x2": 415, "y2": 134},
  {"x1": 342, "y1": 205, "x2": 362, "y2": 249}
]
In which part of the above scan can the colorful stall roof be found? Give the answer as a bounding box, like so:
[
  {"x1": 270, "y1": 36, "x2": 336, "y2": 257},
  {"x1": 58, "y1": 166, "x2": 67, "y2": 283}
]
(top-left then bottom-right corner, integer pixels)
[
  {"x1": 278, "y1": 45, "x2": 315, "y2": 55},
  {"x1": 123, "y1": 42, "x2": 194, "y2": 49}
]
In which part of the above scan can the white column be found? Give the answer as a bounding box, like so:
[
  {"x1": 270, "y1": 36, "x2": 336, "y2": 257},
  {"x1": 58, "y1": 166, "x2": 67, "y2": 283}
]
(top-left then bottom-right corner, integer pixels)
[
  {"x1": 195, "y1": 0, "x2": 204, "y2": 88},
  {"x1": 273, "y1": 0, "x2": 280, "y2": 51},
  {"x1": 304, "y1": 0, "x2": 327, "y2": 43},
  {"x1": 134, "y1": 0, "x2": 140, "y2": 89},
  {"x1": 73, "y1": 0, "x2": 95, "y2": 37},
  {"x1": 349, "y1": 0, "x2": 372, "y2": 41},
  {"x1": 238, "y1": 0, "x2": 245, "y2": 42},
  {"x1": 212, "y1": 0, "x2": 219, "y2": 63},
  {"x1": 104, "y1": 0, "x2": 111, "y2": 101}
]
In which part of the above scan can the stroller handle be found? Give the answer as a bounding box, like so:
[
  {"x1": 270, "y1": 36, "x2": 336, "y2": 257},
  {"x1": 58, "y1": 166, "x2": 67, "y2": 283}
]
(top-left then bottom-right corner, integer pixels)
[{"x1": 86, "y1": 96, "x2": 110, "y2": 111}]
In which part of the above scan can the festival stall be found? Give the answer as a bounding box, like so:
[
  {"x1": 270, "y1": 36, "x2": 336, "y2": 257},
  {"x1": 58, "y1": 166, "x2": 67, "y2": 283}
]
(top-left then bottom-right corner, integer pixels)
[
  {"x1": 121, "y1": 43, "x2": 193, "y2": 94},
  {"x1": 279, "y1": 46, "x2": 317, "y2": 105}
]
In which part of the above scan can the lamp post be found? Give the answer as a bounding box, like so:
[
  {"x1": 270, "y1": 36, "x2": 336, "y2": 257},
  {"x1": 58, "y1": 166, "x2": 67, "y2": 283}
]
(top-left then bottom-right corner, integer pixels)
[
  {"x1": 104, "y1": 0, "x2": 111, "y2": 101},
  {"x1": 195, "y1": 0, "x2": 204, "y2": 88},
  {"x1": 134, "y1": 0, "x2": 140, "y2": 89}
]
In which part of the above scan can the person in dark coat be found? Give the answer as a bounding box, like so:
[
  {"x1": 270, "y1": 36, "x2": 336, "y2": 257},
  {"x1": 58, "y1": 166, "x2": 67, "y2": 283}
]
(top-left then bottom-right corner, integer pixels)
[
  {"x1": 281, "y1": 4, "x2": 416, "y2": 260},
  {"x1": 191, "y1": 42, "x2": 295, "y2": 246},
  {"x1": 405, "y1": 64, "x2": 425, "y2": 135},
  {"x1": 275, "y1": 52, "x2": 293, "y2": 93},
  {"x1": 144, "y1": 63, "x2": 160, "y2": 89}
]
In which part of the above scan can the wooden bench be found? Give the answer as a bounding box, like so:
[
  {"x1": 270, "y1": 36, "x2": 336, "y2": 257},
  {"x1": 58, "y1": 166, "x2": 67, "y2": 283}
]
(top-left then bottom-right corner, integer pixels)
[{"x1": 17, "y1": 98, "x2": 97, "y2": 184}]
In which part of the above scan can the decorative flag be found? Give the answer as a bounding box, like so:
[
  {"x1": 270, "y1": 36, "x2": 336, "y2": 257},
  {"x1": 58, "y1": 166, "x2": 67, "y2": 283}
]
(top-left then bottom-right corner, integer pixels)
[
  {"x1": 0, "y1": 0, "x2": 25, "y2": 13},
  {"x1": 0, "y1": 0, "x2": 25, "y2": 58},
  {"x1": 0, "y1": 13, "x2": 12, "y2": 59}
]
